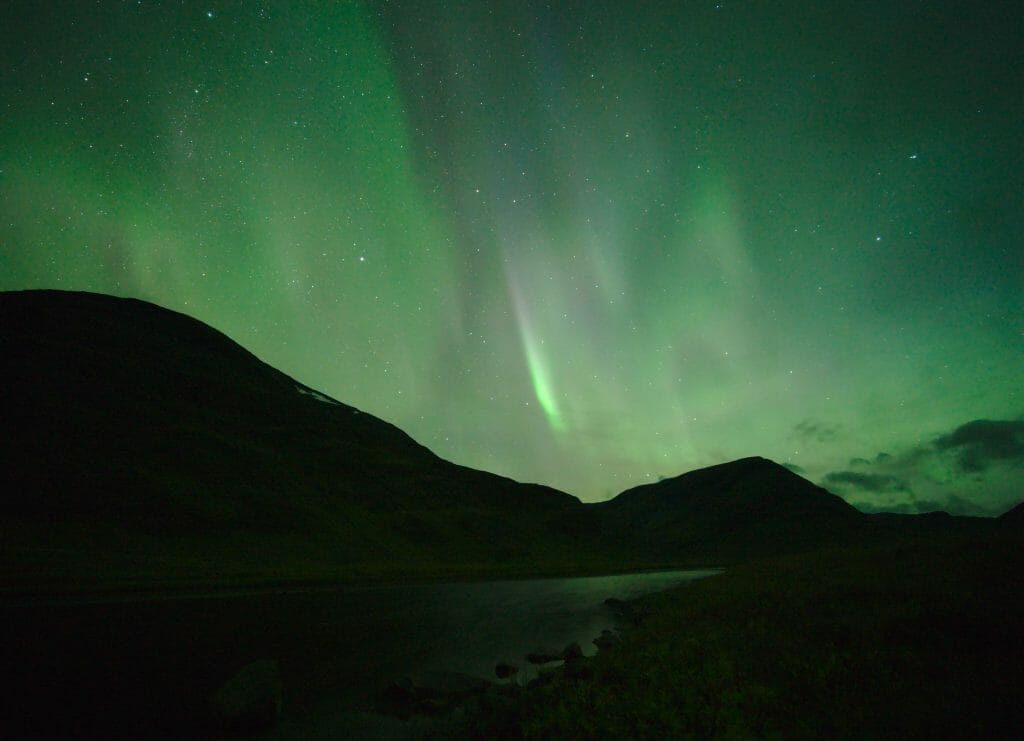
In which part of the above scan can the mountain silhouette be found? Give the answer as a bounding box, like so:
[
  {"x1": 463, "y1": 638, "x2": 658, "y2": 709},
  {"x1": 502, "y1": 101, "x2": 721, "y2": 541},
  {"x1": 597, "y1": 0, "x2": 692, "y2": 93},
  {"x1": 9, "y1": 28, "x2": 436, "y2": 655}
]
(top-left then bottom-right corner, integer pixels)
[
  {"x1": 1000, "y1": 500, "x2": 1024, "y2": 523},
  {"x1": 594, "y1": 457, "x2": 864, "y2": 560},
  {"x1": 0, "y1": 289, "x2": 595, "y2": 588},
  {"x1": 0, "y1": 290, "x2": 999, "y2": 590}
]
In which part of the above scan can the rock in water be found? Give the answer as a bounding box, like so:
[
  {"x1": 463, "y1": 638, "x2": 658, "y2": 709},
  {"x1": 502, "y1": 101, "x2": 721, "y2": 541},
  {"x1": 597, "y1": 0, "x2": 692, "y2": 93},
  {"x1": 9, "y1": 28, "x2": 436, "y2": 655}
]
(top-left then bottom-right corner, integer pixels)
[
  {"x1": 494, "y1": 662, "x2": 518, "y2": 681},
  {"x1": 211, "y1": 659, "x2": 283, "y2": 733},
  {"x1": 605, "y1": 597, "x2": 644, "y2": 624},
  {"x1": 561, "y1": 643, "x2": 583, "y2": 662},
  {"x1": 593, "y1": 629, "x2": 619, "y2": 651}
]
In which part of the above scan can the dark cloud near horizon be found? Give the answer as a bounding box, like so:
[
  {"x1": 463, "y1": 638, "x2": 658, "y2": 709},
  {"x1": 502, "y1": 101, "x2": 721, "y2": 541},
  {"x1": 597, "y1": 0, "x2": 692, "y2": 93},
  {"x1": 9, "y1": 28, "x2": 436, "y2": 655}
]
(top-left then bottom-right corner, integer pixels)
[
  {"x1": 850, "y1": 494, "x2": 984, "y2": 517},
  {"x1": 824, "y1": 471, "x2": 910, "y2": 494},
  {"x1": 851, "y1": 500, "x2": 917, "y2": 515},
  {"x1": 829, "y1": 417, "x2": 1024, "y2": 517},
  {"x1": 934, "y1": 419, "x2": 1024, "y2": 473}
]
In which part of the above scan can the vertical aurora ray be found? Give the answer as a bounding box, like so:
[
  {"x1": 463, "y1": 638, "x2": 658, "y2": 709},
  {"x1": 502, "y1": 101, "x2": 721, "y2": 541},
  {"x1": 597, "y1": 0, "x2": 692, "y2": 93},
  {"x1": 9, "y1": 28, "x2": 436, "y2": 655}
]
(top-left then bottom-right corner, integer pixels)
[{"x1": 505, "y1": 261, "x2": 565, "y2": 433}]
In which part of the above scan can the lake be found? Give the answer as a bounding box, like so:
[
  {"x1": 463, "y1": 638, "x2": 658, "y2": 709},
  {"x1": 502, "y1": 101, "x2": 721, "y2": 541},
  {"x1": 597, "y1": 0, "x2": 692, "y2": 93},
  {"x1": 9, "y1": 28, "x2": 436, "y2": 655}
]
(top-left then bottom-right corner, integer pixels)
[{"x1": 4, "y1": 569, "x2": 716, "y2": 737}]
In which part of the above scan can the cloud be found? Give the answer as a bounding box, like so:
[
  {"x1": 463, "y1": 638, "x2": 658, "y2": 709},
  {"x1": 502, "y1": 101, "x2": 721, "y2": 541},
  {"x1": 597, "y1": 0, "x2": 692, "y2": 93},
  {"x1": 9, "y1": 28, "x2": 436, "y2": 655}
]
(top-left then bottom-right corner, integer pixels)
[
  {"x1": 781, "y1": 462, "x2": 805, "y2": 474},
  {"x1": 846, "y1": 495, "x2": 983, "y2": 516},
  {"x1": 792, "y1": 420, "x2": 839, "y2": 443},
  {"x1": 943, "y1": 494, "x2": 984, "y2": 516},
  {"x1": 827, "y1": 417, "x2": 1024, "y2": 517},
  {"x1": 849, "y1": 452, "x2": 891, "y2": 467},
  {"x1": 823, "y1": 471, "x2": 910, "y2": 494},
  {"x1": 933, "y1": 419, "x2": 1024, "y2": 472},
  {"x1": 851, "y1": 500, "x2": 917, "y2": 514}
]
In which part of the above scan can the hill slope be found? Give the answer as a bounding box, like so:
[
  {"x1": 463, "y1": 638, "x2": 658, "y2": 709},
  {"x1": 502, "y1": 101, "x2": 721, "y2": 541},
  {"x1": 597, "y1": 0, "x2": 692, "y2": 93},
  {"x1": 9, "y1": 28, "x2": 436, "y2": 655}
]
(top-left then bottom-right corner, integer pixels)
[
  {"x1": 593, "y1": 457, "x2": 865, "y2": 560},
  {"x1": 0, "y1": 290, "x2": 596, "y2": 588},
  {"x1": 1000, "y1": 500, "x2": 1024, "y2": 523}
]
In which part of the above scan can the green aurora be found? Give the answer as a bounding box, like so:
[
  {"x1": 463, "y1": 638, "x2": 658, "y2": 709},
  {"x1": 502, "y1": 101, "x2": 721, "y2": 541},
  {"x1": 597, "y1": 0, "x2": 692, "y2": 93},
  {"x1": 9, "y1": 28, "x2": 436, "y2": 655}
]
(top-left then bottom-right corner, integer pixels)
[{"x1": 2, "y1": 1, "x2": 1021, "y2": 513}]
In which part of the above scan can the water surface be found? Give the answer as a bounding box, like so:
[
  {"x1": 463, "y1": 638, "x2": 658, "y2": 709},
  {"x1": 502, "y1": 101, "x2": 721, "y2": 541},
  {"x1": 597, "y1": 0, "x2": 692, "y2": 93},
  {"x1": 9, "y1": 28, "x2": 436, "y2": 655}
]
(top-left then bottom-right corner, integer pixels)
[{"x1": 5, "y1": 569, "x2": 716, "y2": 737}]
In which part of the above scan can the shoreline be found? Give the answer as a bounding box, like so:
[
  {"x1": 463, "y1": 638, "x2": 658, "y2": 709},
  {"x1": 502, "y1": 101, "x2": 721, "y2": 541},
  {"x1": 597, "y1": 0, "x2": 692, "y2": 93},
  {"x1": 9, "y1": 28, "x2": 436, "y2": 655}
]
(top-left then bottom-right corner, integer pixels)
[{"x1": 1, "y1": 563, "x2": 724, "y2": 606}]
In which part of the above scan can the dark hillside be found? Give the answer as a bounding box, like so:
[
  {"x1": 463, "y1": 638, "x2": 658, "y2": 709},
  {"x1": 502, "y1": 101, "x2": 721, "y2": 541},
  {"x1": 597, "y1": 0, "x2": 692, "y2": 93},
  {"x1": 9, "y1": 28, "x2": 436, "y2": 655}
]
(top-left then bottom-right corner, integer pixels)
[
  {"x1": 595, "y1": 457, "x2": 863, "y2": 561},
  {"x1": 0, "y1": 290, "x2": 1005, "y2": 591},
  {"x1": 999, "y1": 500, "x2": 1024, "y2": 523},
  {"x1": 0, "y1": 290, "x2": 593, "y2": 589}
]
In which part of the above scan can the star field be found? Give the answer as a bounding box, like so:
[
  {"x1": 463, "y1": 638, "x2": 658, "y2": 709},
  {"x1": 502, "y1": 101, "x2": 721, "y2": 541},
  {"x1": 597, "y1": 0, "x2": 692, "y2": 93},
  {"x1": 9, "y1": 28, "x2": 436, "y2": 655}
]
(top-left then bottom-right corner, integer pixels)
[{"x1": 1, "y1": 1, "x2": 1021, "y2": 513}]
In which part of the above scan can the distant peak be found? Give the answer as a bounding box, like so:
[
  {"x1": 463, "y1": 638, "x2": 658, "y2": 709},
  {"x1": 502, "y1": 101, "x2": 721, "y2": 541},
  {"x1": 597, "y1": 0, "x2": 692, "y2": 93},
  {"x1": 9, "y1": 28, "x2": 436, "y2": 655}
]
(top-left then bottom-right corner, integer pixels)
[
  {"x1": 677, "y1": 456, "x2": 785, "y2": 477},
  {"x1": 732, "y1": 456, "x2": 773, "y2": 466}
]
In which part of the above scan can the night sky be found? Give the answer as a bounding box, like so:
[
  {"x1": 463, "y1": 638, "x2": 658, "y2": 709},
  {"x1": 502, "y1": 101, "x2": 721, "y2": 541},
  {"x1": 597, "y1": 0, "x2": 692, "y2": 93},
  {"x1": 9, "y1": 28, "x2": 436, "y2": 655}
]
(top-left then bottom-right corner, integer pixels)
[{"x1": 2, "y1": 2, "x2": 1021, "y2": 514}]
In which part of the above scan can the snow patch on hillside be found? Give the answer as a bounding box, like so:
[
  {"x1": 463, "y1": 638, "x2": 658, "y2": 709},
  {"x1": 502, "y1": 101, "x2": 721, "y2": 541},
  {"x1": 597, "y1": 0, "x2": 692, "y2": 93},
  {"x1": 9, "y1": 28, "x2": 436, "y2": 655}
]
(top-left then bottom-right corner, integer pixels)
[{"x1": 296, "y1": 385, "x2": 341, "y2": 405}]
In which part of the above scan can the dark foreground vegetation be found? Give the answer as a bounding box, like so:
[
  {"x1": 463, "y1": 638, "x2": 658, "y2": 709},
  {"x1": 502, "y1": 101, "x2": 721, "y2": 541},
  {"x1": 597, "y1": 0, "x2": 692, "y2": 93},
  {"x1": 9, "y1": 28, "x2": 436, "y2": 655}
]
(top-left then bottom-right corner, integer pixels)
[{"x1": 436, "y1": 531, "x2": 1023, "y2": 739}]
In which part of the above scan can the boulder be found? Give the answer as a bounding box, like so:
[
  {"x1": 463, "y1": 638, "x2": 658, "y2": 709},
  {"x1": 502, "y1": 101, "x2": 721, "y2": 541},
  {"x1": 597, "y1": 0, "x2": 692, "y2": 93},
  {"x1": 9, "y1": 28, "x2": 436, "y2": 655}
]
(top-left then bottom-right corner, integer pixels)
[
  {"x1": 593, "y1": 629, "x2": 619, "y2": 651},
  {"x1": 605, "y1": 596, "x2": 651, "y2": 625},
  {"x1": 525, "y1": 649, "x2": 563, "y2": 665},
  {"x1": 494, "y1": 662, "x2": 519, "y2": 681},
  {"x1": 211, "y1": 659, "x2": 283, "y2": 733},
  {"x1": 561, "y1": 642, "x2": 584, "y2": 662}
]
